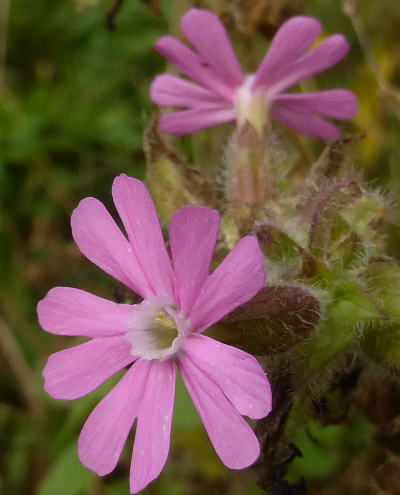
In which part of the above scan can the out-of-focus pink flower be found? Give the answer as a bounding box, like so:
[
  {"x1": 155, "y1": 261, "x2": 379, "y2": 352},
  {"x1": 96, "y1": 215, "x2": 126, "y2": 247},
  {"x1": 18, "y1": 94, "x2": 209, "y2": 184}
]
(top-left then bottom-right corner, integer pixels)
[
  {"x1": 37, "y1": 174, "x2": 272, "y2": 494},
  {"x1": 151, "y1": 9, "x2": 358, "y2": 140}
]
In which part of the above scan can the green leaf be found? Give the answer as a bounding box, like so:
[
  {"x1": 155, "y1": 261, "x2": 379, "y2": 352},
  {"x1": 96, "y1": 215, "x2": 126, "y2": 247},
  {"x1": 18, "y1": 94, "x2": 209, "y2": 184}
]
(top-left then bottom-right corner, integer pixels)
[
  {"x1": 342, "y1": 192, "x2": 388, "y2": 250},
  {"x1": 363, "y1": 326, "x2": 400, "y2": 370},
  {"x1": 327, "y1": 280, "x2": 383, "y2": 323},
  {"x1": 358, "y1": 258, "x2": 400, "y2": 318},
  {"x1": 36, "y1": 441, "x2": 95, "y2": 495},
  {"x1": 297, "y1": 321, "x2": 359, "y2": 380},
  {"x1": 173, "y1": 373, "x2": 202, "y2": 430},
  {"x1": 106, "y1": 480, "x2": 129, "y2": 495}
]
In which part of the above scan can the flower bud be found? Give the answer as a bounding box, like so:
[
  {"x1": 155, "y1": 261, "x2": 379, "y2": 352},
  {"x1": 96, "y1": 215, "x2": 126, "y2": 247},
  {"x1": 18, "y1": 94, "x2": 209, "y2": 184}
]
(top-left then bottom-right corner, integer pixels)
[{"x1": 205, "y1": 285, "x2": 321, "y2": 355}]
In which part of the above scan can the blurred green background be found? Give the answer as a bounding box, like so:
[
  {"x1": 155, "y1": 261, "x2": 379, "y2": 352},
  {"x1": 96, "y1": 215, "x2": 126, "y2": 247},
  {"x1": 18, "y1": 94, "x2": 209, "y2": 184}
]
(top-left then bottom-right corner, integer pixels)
[{"x1": 1, "y1": 0, "x2": 400, "y2": 494}]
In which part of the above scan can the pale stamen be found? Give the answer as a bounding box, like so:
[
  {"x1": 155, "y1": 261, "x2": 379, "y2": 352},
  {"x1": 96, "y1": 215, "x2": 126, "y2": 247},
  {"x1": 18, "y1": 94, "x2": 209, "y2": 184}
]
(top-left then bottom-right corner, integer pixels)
[{"x1": 125, "y1": 297, "x2": 189, "y2": 361}]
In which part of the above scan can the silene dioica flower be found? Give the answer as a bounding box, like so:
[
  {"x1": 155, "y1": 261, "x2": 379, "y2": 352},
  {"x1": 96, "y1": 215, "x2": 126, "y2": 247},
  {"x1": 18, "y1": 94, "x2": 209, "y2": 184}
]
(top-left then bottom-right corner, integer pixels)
[
  {"x1": 151, "y1": 9, "x2": 358, "y2": 139},
  {"x1": 37, "y1": 175, "x2": 272, "y2": 493}
]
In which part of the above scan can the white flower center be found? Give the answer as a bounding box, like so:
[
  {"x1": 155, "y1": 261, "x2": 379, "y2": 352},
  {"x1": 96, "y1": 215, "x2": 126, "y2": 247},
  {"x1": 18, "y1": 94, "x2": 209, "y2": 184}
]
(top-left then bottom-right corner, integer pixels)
[
  {"x1": 235, "y1": 75, "x2": 270, "y2": 134},
  {"x1": 125, "y1": 296, "x2": 190, "y2": 361}
]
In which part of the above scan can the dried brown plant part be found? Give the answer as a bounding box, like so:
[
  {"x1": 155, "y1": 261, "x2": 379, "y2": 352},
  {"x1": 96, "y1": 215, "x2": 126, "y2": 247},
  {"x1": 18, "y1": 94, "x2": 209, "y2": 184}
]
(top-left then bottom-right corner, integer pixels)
[
  {"x1": 307, "y1": 445, "x2": 385, "y2": 495},
  {"x1": 202, "y1": 0, "x2": 304, "y2": 37},
  {"x1": 106, "y1": 0, "x2": 125, "y2": 29},
  {"x1": 311, "y1": 362, "x2": 362, "y2": 426},
  {"x1": 376, "y1": 417, "x2": 400, "y2": 455},
  {"x1": 298, "y1": 248, "x2": 319, "y2": 279},
  {"x1": 145, "y1": 117, "x2": 218, "y2": 222},
  {"x1": 223, "y1": 201, "x2": 267, "y2": 239},
  {"x1": 374, "y1": 460, "x2": 400, "y2": 495},
  {"x1": 112, "y1": 285, "x2": 142, "y2": 305},
  {"x1": 140, "y1": 0, "x2": 161, "y2": 15},
  {"x1": 352, "y1": 368, "x2": 400, "y2": 425},
  {"x1": 255, "y1": 366, "x2": 306, "y2": 495},
  {"x1": 306, "y1": 135, "x2": 365, "y2": 188},
  {"x1": 236, "y1": 0, "x2": 304, "y2": 37},
  {"x1": 302, "y1": 181, "x2": 360, "y2": 238}
]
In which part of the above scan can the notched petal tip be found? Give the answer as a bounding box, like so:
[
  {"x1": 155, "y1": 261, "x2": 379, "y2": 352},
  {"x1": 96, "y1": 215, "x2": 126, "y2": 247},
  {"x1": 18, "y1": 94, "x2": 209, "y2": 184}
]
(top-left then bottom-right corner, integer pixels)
[
  {"x1": 180, "y1": 7, "x2": 244, "y2": 89},
  {"x1": 112, "y1": 173, "x2": 175, "y2": 301},
  {"x1": 170, "y1": 206, "x2": 221, "y2": 315}
]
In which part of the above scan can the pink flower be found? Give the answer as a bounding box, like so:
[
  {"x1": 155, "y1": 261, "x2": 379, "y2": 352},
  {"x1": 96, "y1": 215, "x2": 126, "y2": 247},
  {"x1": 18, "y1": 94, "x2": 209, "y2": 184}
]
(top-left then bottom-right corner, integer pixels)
[
  {"x1": 37, "y1": 174, "x2": 272, "y2": 494},
  {"x1": 151, "y1": 9, "x2": 358, "y2": 140}
]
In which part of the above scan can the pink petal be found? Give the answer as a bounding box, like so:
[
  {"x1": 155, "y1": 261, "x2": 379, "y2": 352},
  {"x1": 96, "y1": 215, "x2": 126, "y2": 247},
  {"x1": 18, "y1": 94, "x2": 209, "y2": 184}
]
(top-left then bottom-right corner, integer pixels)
[
  {"x1": 130, "y1": 360, "x2": 176, "y2": 494},
  {"x1": 71, "y1": 197, "x2": 152, "y2": 299},
  {"x1": 112, "y1": 175, "x2": 174, "y2": 302},
  {"x1": 272, "y1": 89, "x2": 358, "y2": 120},
  {"x1": 271, "y1": 103, "x2": 340, "y2": 140},
  {"x1": 78, "y1": 359, "x2": 151, "y2": 476},
  {"x1": 252, "y1": 16, "x2": 322, "y2": 90},
  {"x1": 267, "y1": 34, "x2": 350, "y2": 96},
  {"x1": 169, "y1": 206, "x2": 220, "y2": 316},
  {"x1": 184, "y1": 334, "x2": 272, "y2": 419},
  {"x1": 150, "y1": 74, "x2": 223, "y2": 109},
  {"x1": 38, "y1": 287, "x2": 132, "y2": 337},
  {"x1": 159, "y1": 106, "x2": 235, "y2": 136},
  {"x1": 43, "y1": 336, "x2": 135, "y2": 400},
  {"x1": 178, "y1": 353, "x2": 260, "y2": 469},
  {"x1": 154, "y1": 36, "x2": 235, "y2": 101},
  {"x1": 189, "y1": 236, "x2": 265, "y2": 332},
  {"x1": 181, "y1": 9, "x2": 244, "y2": 89}
]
